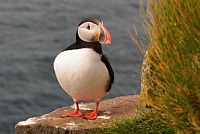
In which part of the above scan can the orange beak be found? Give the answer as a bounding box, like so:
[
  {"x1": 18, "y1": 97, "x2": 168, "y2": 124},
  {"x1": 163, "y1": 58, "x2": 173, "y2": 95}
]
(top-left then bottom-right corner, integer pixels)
[{"x1": 99, "y1": 24, "x2": 112, "y2": 45}]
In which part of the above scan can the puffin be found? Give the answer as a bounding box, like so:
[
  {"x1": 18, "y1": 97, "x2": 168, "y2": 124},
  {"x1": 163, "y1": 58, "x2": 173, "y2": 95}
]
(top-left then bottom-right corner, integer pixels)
[{"x1": 53, "y1": 17, "x2": 114, "y2": 120}]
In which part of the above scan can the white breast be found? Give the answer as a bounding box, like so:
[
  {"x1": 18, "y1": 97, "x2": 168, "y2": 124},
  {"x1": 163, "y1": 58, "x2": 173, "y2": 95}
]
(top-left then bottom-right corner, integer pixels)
[{"x1": 53, "y1": 48, "x2": 109, "y2": 101}]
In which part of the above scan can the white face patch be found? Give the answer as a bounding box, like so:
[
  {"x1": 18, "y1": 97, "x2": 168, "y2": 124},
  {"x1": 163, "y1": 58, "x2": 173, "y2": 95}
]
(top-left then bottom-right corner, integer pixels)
[{"x1": 78, "y1": 22, "x2": 100, "y2": 42}]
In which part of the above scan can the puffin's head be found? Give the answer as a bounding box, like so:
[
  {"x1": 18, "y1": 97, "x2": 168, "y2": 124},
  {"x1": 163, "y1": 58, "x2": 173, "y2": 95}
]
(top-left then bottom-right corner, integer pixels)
[{"x1": 77, "y1": 17, "x2": 112, "y2": 45}]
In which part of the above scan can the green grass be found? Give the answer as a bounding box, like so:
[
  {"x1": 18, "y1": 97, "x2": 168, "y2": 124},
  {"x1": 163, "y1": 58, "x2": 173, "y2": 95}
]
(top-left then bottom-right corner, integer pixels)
[
  {"x1": 91, "y1": 109, "x2": 175, "y2": 134},
  {"x1": 139, "y1": 0, "x2": 200, "y2": 133}
]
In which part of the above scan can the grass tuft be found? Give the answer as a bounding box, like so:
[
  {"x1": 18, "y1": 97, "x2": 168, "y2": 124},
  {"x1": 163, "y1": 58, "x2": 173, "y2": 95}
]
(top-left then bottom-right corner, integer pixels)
[
  {"x1": 140, "y1": 0, "x2": 200, "y2": 133},
  {"x1": 91, "y1": 109, "x2": 175, "y2": 134}
]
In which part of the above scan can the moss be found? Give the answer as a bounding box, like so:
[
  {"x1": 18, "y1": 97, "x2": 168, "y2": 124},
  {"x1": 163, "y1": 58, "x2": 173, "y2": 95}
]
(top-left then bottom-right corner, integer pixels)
[{"x1": 90, "y1": 109, "x2": 175, "y2": 134}]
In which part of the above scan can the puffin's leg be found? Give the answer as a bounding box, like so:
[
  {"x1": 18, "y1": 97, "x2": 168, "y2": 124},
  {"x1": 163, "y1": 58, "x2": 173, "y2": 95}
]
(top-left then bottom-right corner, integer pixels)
[
  {"x1": 60, "y1": 99, "x2": 82, "y2": 118},
  {"x1": 83, "y1": 100, "x2": 99, "y2": 120}
]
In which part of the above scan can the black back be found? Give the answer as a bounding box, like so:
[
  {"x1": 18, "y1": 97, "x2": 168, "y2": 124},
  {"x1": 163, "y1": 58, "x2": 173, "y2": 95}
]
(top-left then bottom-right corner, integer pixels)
[{"x1": 101, "y1": 54, "x2": 114, "y2": 92}]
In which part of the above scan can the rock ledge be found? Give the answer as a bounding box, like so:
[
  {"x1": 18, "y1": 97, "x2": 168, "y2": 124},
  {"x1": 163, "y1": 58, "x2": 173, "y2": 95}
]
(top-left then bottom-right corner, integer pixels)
[{"x1": 15, "y1": 95, "x2": 140, "y2": 134}]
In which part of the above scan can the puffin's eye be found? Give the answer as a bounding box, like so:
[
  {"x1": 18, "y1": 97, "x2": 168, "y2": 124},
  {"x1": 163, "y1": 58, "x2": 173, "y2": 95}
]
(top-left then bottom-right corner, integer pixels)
[{"x1": 87, "y1": 24, "x2": 90, "y2": 30}]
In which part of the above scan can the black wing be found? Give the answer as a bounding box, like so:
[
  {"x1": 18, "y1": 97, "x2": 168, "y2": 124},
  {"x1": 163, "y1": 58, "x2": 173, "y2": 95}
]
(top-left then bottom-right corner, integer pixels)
[{"x1": 101, "y1": 55, "x2": 114, "y2": 92}]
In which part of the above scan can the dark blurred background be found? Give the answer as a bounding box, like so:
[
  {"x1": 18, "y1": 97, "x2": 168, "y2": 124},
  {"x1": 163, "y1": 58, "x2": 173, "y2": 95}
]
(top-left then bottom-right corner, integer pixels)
[{"x1": 0, "y1": 0, "x2": 146, "y2": 133}]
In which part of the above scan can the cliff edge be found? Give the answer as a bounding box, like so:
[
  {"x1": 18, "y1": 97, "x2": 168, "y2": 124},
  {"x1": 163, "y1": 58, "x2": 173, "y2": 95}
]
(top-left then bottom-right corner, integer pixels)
[{"x1": 15, "y1": 95, "x2": 140, "y2": 134}]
